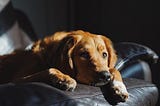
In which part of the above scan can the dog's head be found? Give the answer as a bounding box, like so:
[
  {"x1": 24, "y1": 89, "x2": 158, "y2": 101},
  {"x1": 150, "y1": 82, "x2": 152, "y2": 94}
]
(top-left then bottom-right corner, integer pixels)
[{"x1": 57, "y1": 30, "x2": 117, "y2": 86}]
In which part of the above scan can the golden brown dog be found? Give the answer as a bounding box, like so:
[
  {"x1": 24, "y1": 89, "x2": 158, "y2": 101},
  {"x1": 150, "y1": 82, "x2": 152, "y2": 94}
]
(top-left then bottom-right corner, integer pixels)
[{"x1": 0, "y1": 30, "x2": 128, "y2": 102}]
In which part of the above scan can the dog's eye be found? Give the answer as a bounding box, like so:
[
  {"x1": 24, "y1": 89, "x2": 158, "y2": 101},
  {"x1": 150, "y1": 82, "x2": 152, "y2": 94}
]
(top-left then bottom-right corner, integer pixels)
[
  {"x1": 102, "y1": 52, "x2": 108, "y2": 58},
  {"x1": 80, "y1": 51, "x2": 90, "y2": 59}
]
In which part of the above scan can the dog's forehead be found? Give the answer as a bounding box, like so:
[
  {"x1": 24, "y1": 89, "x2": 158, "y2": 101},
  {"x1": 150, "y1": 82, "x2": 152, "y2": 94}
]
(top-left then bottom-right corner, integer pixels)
[
  {"x1": 94, "y1": 35, "x2": 106, "y2": 45},
  {"x1": 78, "y1": 34, "x2": 106, "y2": 49},
  {"x1": 94, "y1": 35, "x2": 107, "y2": 50}
]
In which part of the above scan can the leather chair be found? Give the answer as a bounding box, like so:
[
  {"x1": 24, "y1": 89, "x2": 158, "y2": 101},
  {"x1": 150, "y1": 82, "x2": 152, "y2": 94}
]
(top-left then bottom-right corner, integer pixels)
[
  {"x1": 0, "y1": 42, "x2": 158, "y2": 106},
  {"x1": 0, "y1": 1, "x2": 159, "y2": 106}
]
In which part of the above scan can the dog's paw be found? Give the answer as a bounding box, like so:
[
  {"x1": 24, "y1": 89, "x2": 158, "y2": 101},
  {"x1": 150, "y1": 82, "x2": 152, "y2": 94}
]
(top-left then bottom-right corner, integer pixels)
[
  {"x1": 112, "y1": 80, "x2": 129, "y2": 102},
  {"x1": 49, "y1": 68, "x2": 77, "y2": 91},
  {"x1": 56, "y1": 75, "x2": 77, "y2": 91},
  {"x1": 100, "y1": 80, "x2": 128, "y2": 105}
]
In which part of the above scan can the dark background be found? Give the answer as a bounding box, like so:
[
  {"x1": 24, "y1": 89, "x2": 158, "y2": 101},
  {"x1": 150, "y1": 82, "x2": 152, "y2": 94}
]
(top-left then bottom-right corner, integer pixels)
[{"x1": 12, "y1": 0, "x2": 159, "y2": 105}]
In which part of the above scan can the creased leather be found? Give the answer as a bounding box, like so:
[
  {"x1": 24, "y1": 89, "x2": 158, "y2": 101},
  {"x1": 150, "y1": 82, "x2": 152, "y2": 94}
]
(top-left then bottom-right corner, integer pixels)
[{"x1": 0, "y1": 78, "x2": 158, "y2": 106}]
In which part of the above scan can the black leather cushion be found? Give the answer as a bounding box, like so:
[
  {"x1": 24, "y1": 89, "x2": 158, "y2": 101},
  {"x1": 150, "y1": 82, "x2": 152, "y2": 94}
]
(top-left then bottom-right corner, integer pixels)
[{"x1": 0, "y1": 78, "x2": 158, "y2": 106}]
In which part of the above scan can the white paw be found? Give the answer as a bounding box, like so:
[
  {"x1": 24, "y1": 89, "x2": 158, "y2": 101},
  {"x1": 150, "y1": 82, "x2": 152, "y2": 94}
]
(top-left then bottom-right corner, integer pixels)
[{"x1": 112, "y1": 80, "x2": 129, "y2": 101}]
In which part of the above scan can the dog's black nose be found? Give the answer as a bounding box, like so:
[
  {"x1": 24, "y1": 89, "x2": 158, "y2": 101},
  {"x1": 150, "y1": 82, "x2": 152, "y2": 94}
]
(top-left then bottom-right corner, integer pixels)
[{"x1": 98, "y1": 71, "x2": 111, "y2": 82}]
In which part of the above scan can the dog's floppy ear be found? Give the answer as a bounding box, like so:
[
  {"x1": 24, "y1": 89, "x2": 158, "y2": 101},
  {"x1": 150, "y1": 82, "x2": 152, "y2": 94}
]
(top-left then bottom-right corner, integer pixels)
[
  {"x1": 64, "y1": 36, "x2": 76, "y2": 69},
  {"x1": 101, "y1": 36, "x2": 117, "y2": 68},
  {"x1": 58, "y1": 34, "x2": 82, "y2": 77}
]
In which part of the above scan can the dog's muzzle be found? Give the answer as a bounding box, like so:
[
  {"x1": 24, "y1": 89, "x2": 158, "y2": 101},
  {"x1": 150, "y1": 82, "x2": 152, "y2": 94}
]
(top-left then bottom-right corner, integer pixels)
[{"x1": 91, "y1": 71, "x2": 112, "y2": 86}]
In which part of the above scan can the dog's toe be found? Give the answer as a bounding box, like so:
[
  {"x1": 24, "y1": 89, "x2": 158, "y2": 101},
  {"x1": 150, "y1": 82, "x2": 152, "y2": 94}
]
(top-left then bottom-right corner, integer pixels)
[{"x1": 59, "y1": 78, "x2": 77, "y2": 91}]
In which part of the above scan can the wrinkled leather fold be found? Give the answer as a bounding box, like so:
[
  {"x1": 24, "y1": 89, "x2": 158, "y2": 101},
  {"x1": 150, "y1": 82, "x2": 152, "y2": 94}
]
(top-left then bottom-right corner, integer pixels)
[{"x1": 0, "y1": 78, "x2": 158, "y2": 106}]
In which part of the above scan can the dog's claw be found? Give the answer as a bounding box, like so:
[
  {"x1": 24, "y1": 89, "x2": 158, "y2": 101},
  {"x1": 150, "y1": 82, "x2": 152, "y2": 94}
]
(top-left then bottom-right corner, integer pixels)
[
  {"x1": 113, "y1": 88, "x2": 129, "y2": 102},
  {"x1": 61, "y1": 78, "x2": 77, "y2": 91}
]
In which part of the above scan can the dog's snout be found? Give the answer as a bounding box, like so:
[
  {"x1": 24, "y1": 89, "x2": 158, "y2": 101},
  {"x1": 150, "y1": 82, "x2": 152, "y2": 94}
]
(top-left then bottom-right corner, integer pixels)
[{"x1": 98, "y1": 71, "x2": 111, "y2": 82}]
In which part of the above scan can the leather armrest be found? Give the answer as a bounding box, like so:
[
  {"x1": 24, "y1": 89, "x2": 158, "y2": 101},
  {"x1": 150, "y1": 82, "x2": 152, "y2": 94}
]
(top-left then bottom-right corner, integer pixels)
[{"x1": 114, "y1": 42, "x2": 159, "y2": 71}]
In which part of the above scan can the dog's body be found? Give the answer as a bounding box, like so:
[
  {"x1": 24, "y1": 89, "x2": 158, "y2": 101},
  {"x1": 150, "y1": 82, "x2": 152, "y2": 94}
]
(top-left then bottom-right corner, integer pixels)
[{"x1": 0, "y1": 30, "x2": 128, "y2": 102}]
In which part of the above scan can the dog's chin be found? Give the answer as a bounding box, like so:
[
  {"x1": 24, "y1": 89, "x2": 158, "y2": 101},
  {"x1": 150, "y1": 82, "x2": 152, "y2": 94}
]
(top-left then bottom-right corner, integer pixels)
[{"x1": 90, "y1": 81, "x2": 109, "y2": 87}]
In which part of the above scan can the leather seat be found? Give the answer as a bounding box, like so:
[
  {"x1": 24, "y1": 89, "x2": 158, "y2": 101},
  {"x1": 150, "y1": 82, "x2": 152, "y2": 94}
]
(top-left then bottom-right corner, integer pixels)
[
  {"x1": 0, "y1": 79, "x2": 158, "y2": 106},
  {"x1": 0, "y1": 42, "x2": 158, "y2": 106}
]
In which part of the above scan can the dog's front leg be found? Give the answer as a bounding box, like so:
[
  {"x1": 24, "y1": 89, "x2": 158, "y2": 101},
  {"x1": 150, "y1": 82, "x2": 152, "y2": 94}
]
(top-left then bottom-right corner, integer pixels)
[
  {"x1": 13, "y1": 68, "x2": 77, "y2": 91},
  {"x1": 109, "y1": 68, "x2": 129, "y2": 102}
]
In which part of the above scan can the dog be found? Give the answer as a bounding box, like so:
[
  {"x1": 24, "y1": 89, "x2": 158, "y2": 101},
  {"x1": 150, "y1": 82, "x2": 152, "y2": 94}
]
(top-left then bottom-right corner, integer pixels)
[{"x1": 0, "y1": 30, "x2": 128, "y2": 102}]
